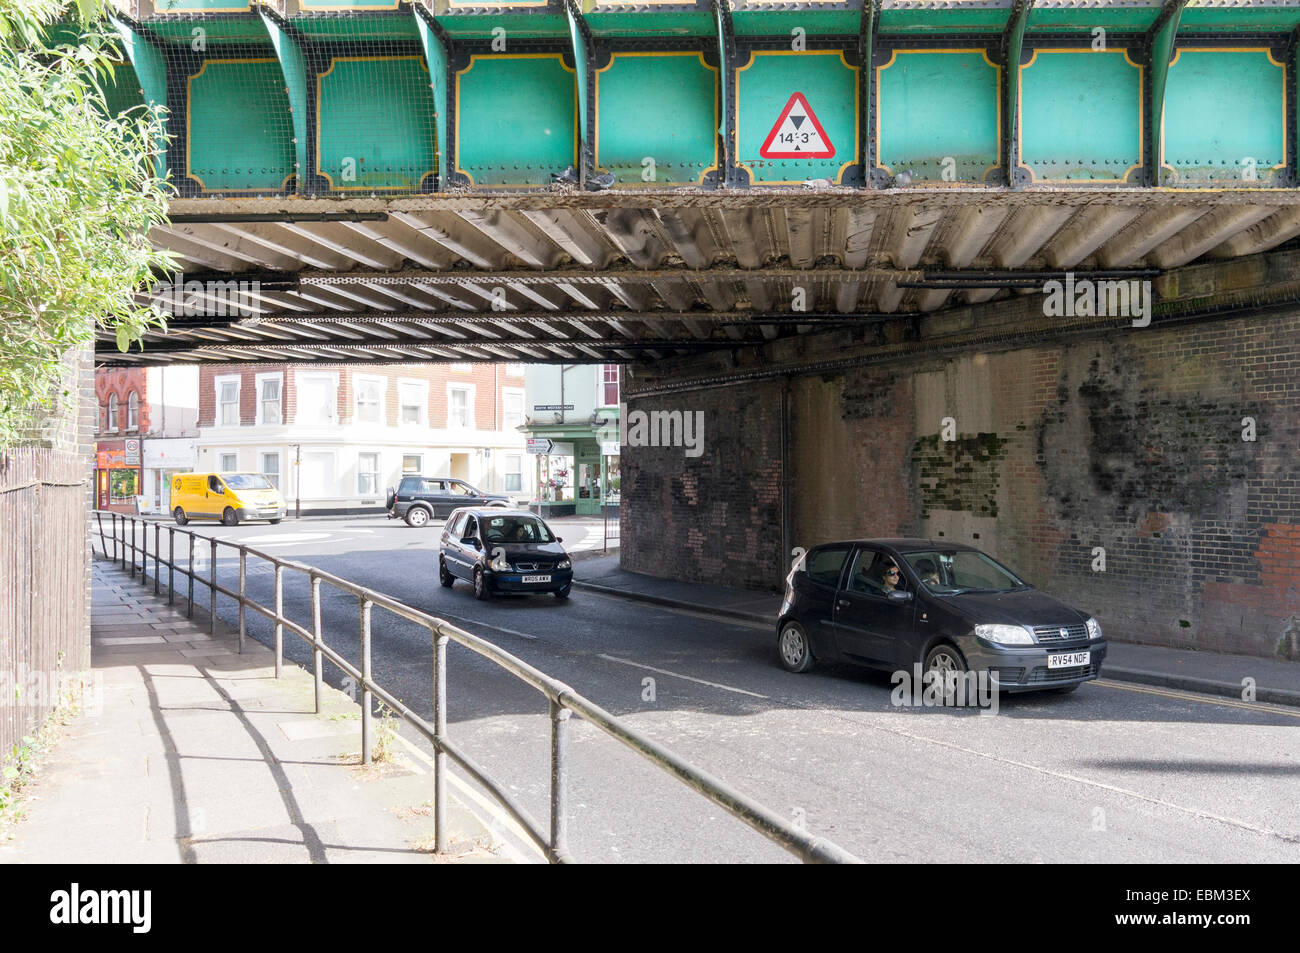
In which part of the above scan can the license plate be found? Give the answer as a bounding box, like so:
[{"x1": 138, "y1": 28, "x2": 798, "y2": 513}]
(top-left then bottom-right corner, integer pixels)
[
  {"x1": 521, "y1": 574, "x2": 551, "y2": 584},
  {"x1": 1048, "y1": 651, "x2": 1091, "y2": 669}
]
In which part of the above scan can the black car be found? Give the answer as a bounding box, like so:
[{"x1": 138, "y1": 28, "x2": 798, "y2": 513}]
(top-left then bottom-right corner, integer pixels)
[
  {"x1": 439, "y1": 508, "x2": 573, "y2": 600},
  {"x1": 386, "y1": 476, "x2": 511, "y2": 527},
  {"x1": 776, "y1": 539, "x2": 1106, "y2": 695}
]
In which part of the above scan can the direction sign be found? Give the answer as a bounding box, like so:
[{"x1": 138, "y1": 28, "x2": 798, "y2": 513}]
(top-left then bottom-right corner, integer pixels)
[{"x1": 759, "y1": 92, "x2": 834, "y2": 159}]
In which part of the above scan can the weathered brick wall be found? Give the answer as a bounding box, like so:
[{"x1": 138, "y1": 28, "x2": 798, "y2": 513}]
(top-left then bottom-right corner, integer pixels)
[
  {"x1": 621, "y1": 380, "x2": 785, "y2": 590},
  {"x1": 621, "y1": 313, "x2": 1300, "y2": 659}
]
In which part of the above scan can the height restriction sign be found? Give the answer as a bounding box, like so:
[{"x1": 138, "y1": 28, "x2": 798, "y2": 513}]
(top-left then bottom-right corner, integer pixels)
[{"x1": 759, "y1": 92, "x2": 835, "y2": 159}]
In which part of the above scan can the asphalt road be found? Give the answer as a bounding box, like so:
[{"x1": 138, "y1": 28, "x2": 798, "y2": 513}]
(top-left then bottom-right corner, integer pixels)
[{"x1": 138, "y1": 516, "x2": 1300, "y2": 864}]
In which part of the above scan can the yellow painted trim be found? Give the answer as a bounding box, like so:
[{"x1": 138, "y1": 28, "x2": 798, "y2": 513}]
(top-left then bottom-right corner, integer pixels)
[
  {"x1": 455, "y1": 54, "x2": 579, "y2": 190},
  {"x1": 734, "y1": 49, "x2": 860, "y2": 186},
  {"x1": 594, "y1": 51, "x2": 719, "y2": 188},
  {"x1": 315, "y1": 55, "x2": 433, "y2": 191},
  {"x1": 1017, "y1": 48, "x2": 1144, "y2": 185},
  {"x1": 876, "y1": 48, "x2": 1000, "y2": 186},
  {"x1": 186, "y1": 57, "x2": 294, "y2": 193},
  {"x1": 1163, "y1": 47, "x2": 1288, "y2": 182}
]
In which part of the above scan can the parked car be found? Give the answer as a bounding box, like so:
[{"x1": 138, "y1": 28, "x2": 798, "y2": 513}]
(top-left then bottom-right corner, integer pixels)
[
  {"x1": 439, "y1": 508, "x2": 573, "y2": 600},
  {"x1": 775, "y1": 539, "x2": 1106, "y2": 695},
  {"x1": 171, "y1": 472, "x2": 286, "y2": 526},
  {"x1": 386, "y1": 476, "x2": 511, "y2": 527}
]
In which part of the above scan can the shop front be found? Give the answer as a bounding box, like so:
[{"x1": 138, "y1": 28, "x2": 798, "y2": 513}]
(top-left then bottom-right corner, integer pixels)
[
  {"x1": 142, "y1": 437, "x2": 198, "y2": 515},
  {"x1": 94, "y1": 439, "x2": 141, "y2": 513},
  {"x1": 526, "y1": 431, "x2": 620, "y2": 518}
]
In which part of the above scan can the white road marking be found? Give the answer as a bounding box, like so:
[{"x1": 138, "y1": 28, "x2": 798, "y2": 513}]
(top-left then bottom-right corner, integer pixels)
[
  {"x1": 437, "y1": 612, "x2": 537, "y2": 641},
  {"x1": 597, "y1": 654, "x2": 769, "y2": 699}
]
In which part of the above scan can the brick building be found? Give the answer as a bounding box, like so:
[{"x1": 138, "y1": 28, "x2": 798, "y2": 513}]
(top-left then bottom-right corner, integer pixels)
[
  {"x1": 196, "y1": 362, "x2": 531, "y2": 515},
  {"x1": 93, "y1": 366, "x2": 199, "y2": 513}
]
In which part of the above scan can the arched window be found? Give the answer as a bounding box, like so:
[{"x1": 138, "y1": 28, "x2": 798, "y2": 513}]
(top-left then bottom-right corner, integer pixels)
[
  {"x1": 127, "y1": 391, "x2": 139, "y2": 431},
  {"x1": 107, "y1": 394, "x2": 118, "y2": 432}
]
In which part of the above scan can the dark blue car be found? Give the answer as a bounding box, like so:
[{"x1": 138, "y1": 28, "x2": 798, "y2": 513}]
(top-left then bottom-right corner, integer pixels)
[
  {"x1": 776, "y1": 539, "x2": 1106, "y2": 695},
  {"x1": 439, "y1": 508, "x2": 573, "y2": 600}
]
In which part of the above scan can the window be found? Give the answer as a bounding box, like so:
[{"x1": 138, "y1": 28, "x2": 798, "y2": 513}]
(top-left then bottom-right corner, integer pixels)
[
  {"x1": 805, "y1": 546, "x2": 850, "y2": 588},
  {"x1": 217, "y1": 376, "x2": 240, "y2": 427},
  {"x1": 220, "y1": 453, "x2": 238, "y2": 471},
  {"x1": 447, "y1": 512, "x2": 466, "y2": 538},
  {"x1": 504, "y1": 454, "x2": 522, "y2": 492},
  {"x1": 355, "y1": 376, "x2": 383, "y2": 425},
  {"x1": 506, "y1": 363, "x2": 525, "y2": 377},
  {"x1": 300, "y1": 451, "x2": 336, "y2": 498},
  {"x1": 601, "y1": 364, "x2": 619, "y2": 407},
  {"x1": 503, "y1": 389, "x2": 525, "y2": 431},
  {"x1": 448, "y1": 385, "x2": 473, "y2": 429},
  {"x1": 398, "y1": 380, "x2": 426, "y2": 426},
  {"x1": 127, "y1": 391, "x2": 139, "y2": 430},
  {"x1": 296, "y1": 373, "x2": 337, "y2": 425},
  {"x1": 208, "y1": 475, "x2": 224, "y2": 493},
  {"x1": 224, "y1": 473, "x2": 272, "y2": 490},
  {"x1": 106, "y1": 394, "x2": 118, "y2": 432},
  {"x1": 262, "y1": 452, "x2": 281, "y2": 489},
  {"x1": 402, "y1": 454, "x2": 422, "y2": 474},
  {"x1": 257, "y1": 375, "x2": 282, "y2": 426},
  {"x1": 357, "y1": 452, "x2": 380, "y2": 496}
]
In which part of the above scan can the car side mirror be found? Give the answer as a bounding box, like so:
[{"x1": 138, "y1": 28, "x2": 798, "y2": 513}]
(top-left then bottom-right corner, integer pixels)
[
  {"x1": 887, "y1": 589, "x2": 912, "y2": 603},
  {"x1": 462, "y1": 536, "x2": 479, "y2": 547},
  {"x1": 555, "y1": 536, "x2": 563, "y2": 543}
]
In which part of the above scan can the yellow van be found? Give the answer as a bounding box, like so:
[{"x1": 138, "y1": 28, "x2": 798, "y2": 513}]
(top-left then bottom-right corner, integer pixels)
[{"x1": 172, "y1": 472, "x2": 287, "y2": 526}]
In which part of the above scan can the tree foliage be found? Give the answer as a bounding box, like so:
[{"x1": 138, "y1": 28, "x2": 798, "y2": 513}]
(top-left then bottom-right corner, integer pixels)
[{"x1": 0, "y1": 0, "x2": 172, "y2": 449}]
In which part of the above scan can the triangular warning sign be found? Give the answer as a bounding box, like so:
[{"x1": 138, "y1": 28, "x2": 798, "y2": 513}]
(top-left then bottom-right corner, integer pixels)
[{"x1": 759, "y1": 92, "x2": 835, "y2": 159}]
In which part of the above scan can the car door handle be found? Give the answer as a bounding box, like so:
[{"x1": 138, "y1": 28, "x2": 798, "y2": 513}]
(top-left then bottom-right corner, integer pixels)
[{"x1": 837, "y1": 599, "x2": 850, "y2": 608}]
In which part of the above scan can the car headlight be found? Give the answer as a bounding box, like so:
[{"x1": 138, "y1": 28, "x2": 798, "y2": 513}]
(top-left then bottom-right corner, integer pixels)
[
  {"x1": 556, "y1": 558, "x2": 571, "y2": 570},
  {"x1": 489, "y1": 550, "x2": 511, "y2": 571},
  {"x1": 974, "y1": 623, "x2": 1034, "y2": 646},
  {"x1": 1086, "y1": 617, "x2": 1103, "y2": 641}
]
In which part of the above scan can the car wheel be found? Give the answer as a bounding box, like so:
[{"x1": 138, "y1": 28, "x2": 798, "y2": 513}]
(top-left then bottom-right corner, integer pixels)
[
  {"x1": 173, "y1": 507, "x2": 188, "y2": 526},
  {"x1": 269, "y1": 518, "x2": 282, "y2": 525},
  {"x1": 552, "y1": 582, "x2": 571, "y2": 600},
  {"x1": 439, "y1": 558, "x2": 455, "y2": 588},
  {"x1": 221, "y1": 507, "x2": 239, "y2": 527},
  {"x1": 473, "y1": 567, "x2": 491, "y2": 601},
  {"x1": 923, "y1": 643, "x2": 967, "y2": 705},
  {"x1": 777, "y1": 621, "x2": 815, "y2": 673},
  {"x1": 405, "y1": 507, "x2": 430, "y2": 528},
  {"x1": 1052, "y1": 683, "x2": 1081, "y2": 695}
]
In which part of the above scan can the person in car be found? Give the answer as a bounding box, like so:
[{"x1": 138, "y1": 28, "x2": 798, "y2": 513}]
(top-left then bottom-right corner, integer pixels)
[
  {"x1": 881, "y1": 560, "x2": 903, "y2": 593},
  {"x1": 914, "y1": 558, "x2": 940, "y2": 588}
]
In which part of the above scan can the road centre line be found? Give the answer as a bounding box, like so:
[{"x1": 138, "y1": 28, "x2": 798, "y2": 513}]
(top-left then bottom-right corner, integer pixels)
[
  {"x1": 597, "y1": 654, "x2": 769, "y2": 699},
  {"x1": 1094, "y1": 678, "x2": 1300, "y2": 718}
]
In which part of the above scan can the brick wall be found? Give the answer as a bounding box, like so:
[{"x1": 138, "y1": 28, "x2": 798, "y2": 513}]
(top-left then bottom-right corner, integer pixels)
[{"x1": 621, "y1": 313, "x2": 1300, "y2": 659}]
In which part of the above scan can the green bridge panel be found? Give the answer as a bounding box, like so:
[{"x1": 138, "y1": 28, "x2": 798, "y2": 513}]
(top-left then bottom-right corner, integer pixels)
[
  {"x1": 878, "y1": 7, "x2": 1008, "y2": 34},
  {"x1": 1164, "y1": 49, "x2": 1285, "y2": 186},
  {"x1": 736, "y1": 50, "x2": 858, "y2": 185},
  {"x1": 584, "y1": 12, "x2": 718, "y2": 39},
  {"x1": 300, "y1": 1, "x2": 403, "y2": 10},
  {"x1": 318, "y1": 56, "x2": 437, "y2": 192},
  {"x1": 1020, "y1": 49, "x2": 1142, "y2": 183},
  {"x1": 595, "y1": 52, "x2": 718, "y2": 186},
  {"x1": 187, "y1": 59, "x2": 294, "y2": 193},
  {"x1": 434, "y1": 14, "x2": 570, "y2": 41},
  {"x1": 153, "y1": 0, "x2": 257, "y2": 11},
  {"x1": 456, "y1": 55, "x2": 577, "y2": 187},
  {"x1": 101, "y1": 62, "x2": 145, "y2": 121},
  {"x1": 731, "y1": 11, "x2": 862, "y2": 37},
  {"x1": 877, "y1": 50, "x2": 999, "y2": 184}
]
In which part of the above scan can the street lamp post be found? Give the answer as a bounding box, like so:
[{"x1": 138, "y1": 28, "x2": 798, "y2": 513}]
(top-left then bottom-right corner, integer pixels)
[{"x1": 291, "y1": 443, "x2": 301, "y2": 519}]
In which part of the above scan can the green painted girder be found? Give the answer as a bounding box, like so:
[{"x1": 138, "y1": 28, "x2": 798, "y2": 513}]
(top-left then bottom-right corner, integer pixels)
[
  {"x1": 1148, "y1": 0, "x2": 1188, "y2": 186},
  {"x1": 413, "y1": 6, "x2": 454, "y2": 190},
  {"x1": 258, "y1": 8, "x2": 312, "y2": 193},
  {"x1": 108, "y1": 15, "x2": 170, "y2": 179},
  {"x1": 1002, "y1": 0, "x2": 1033, "y2": 188}
]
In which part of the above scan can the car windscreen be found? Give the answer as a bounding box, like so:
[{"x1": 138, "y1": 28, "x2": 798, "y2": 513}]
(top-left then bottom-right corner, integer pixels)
[
  {"x1": 480, "y1": 515, "x2": 554, "y2": 544},
  {"x1": 902, "y1": 551, "x2": 1026, "y2": 594},
  {"x1": 223, "y1": 474, "x2": 272, "y2": 491}
]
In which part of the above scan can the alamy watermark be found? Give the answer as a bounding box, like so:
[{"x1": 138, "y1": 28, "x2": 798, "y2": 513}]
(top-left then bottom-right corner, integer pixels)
[
  {"x1": 149, "y1": 271, "x2": 260, "y2": 318},
  {"x1": 1042, "y1": 272, "x2": 1151, "y2": 328},
  {"x1": 1, "y1": 666, "x2": 103, "y2": 716},
  {"x1": 891, "y1": 664, "x2": 1000, "y2": 715},
  {"x1": 615, "y1": 402, "x2": 704, "y2": 458}
]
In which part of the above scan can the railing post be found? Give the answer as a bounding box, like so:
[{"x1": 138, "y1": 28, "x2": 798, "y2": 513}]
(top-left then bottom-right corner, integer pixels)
[
  {"x1": 117, "y1": 515, "x2": 124, "y2": 571},
  {"x1": 549, "y1": 697, "x2": 571, "y2": 863},
  {"x1": 111, "y1": 513, "x2": 119, "y2": 564},
  {"x1": 359, "y1": 596, "x2": 372, "y2": 761},
  {"x1": 167, "y1": 527, "x2": 175, "y2": 606},
  {"x1": 238, "y1": 549, "x2": 247, "y2": 654},
  {"x1": 186, "y1": 533, "x2": 194, "y2": 619},
  {"x1": 153, "y1": 523, "x2": 160, "y2": 595},
  {"x1": 96, "y1": 511, "x2": 106, "y2": 559},
  {"x1": 310, "y1": 575, "x2": 324, "y2": 715},
  {"x1": 209, "y1": 537, "x2": 218, "y2": 637},
  {"x1": 433, "y1": 627, "x2": 448, "y2": 854},
  {"x1": 273, "y1": 563, "x2": 283, "y2": 679},
  {"x1": 128, "y1": 517, "x2": 136, "y2": 579}
]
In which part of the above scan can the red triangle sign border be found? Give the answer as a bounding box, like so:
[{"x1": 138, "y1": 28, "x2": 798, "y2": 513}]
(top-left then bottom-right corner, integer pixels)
[{"x1": 759, "y1": 91, "x2": 836, "y2": 160}]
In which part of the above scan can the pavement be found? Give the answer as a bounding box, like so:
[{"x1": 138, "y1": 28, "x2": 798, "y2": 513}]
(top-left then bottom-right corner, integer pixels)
[
  {"x1": 572, "y1": 554, "x2": 1300, "y2": 708},
  {"x1": 0, "y1": 560, "x2": 513, "y2": 864}
]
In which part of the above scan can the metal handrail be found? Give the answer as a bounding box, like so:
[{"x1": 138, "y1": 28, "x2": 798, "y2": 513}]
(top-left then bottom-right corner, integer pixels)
[{"x1": 93, "y1": 511, "x2": 862, "y2": 864}]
